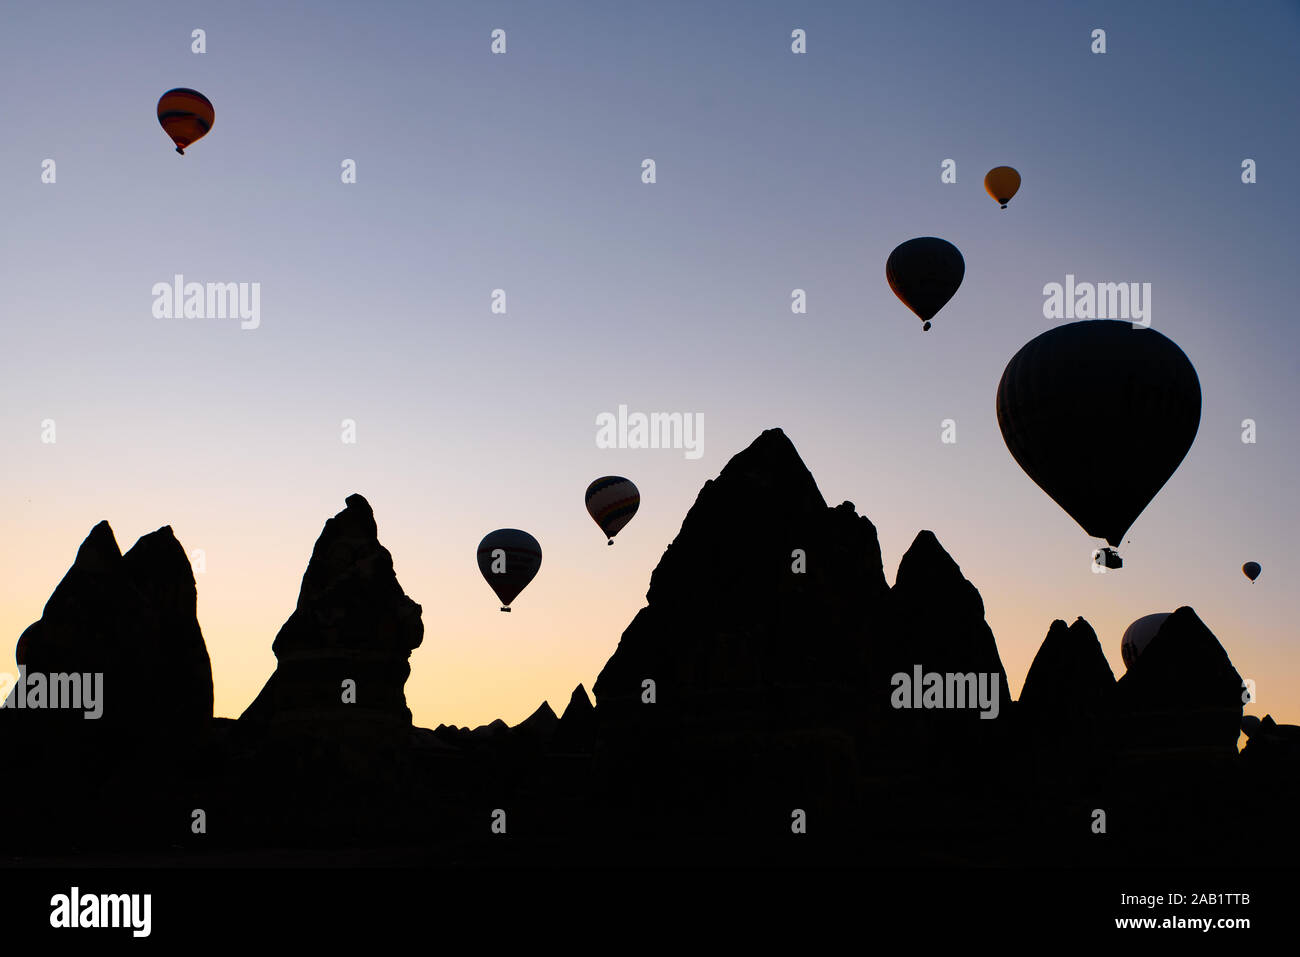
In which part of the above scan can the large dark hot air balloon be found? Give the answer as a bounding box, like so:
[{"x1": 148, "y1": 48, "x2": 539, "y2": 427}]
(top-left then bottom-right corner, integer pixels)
[
  {"x1": 886, "y1": 237, "x2": 964, "y2": 331},
  {"x1": 157, "y1": 88, "x2": 214, "y2": 155},
  {"x1": 476, "y1": 529, "x2": 541, "y2": 612},
  {"x1": 1243, "y1": 561, "x2": 1261, "y2": 583},
  {"x1": 585, "y1": 476, "x2": 639, "y2": 544},
  {"x1": 996, "y1": 321, "x2": 1200, "y2": 559},
  {"x1": 984, "y1": 166, "x2": 1021, "y2": 209},
  {"x1": 1121, "y1": 612, "x2": 1171, "y2": 670}
]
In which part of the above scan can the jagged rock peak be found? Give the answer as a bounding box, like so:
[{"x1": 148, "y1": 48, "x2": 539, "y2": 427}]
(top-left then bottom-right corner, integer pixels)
[
  {"x1": 562, "y1": 684, "x2": 593, "y2": 717},
  {"x1": 1019, "y1": 616, "x2": 1115, "y2": 711},
  {"x1": 894, "y1": 530, "x2": 984, "y2": 619},
  {"x1": 295, "y1": 493, "x2": 382, "y2": 604},
  {"x1": 643, "y1": 428, "x2": 883, "y2": 607},
  {"x1": 73, "y1": 519, "x2": 122, "y2": 568},
  {"x1": 1115, "y1": 606, "x2": 1243, "y2": 751},
  {"x1": 273, "y1": 494, "x2": 422, "y2": 656},
  {"x1": 242, "y1": 495, "x2": 422, "y2": 734},
  {"x1": 516, "y1": 701, "x2": 559, "y2": 733},
  {"x1": 12, "y1": 518, "x2": 212, "y2": 729}
]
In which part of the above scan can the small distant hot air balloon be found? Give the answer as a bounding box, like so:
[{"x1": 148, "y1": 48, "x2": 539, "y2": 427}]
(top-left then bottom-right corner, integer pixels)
[
  {"x1": 996, "y1": 320, "x2": 1201, "y2": 565},
  {"x1": 886, "y1": 237, "x2": 964, "y2": 331},
  {"x1": 477, "y1": 529, "x2": 542, "y2": 612},
  {"x1": 1243, "y1": 561, "x2": 1261, "y2": 583},
  {"x1": 1121, "y1": 612, "x2": 1171, "y2": 670},
  {"x1": 157, "y1": 88, "x2": 214, "y2": 155},
  {"x1": 984, "y1": 166, "x2": 1021, "y2": 209},
  {"x1": 585, "y1": 476, "x2": 640, "y2": 544}
]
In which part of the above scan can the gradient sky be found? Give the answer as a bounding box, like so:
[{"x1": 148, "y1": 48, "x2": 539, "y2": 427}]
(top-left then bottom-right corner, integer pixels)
[{"x1": 1, "y1": 0, "x2": 1296, "y2": 733}]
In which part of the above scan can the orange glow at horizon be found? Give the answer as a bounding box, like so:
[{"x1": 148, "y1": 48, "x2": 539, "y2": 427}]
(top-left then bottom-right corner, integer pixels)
[{"x1": 2, "y1": 477, "x2": 1290, "y2": 734}]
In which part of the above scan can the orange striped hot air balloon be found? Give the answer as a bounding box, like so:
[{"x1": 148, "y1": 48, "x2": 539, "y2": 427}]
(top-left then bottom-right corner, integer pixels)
[{"x1": 157, "y1": 88, "x2": 214, "y2": 155}]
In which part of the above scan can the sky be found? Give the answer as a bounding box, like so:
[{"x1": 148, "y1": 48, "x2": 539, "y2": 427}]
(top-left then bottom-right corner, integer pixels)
[{"x1": 1, "y1": 0, "x2": 1296, "y2": 732}]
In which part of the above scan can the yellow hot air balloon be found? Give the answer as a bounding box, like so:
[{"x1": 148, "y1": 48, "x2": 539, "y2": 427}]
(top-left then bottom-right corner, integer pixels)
[
  {"x1": 157, "y1": 88, "x2": 214, "y2": 155},
  {"x1": 984, "y1": 166, "x2": 1020, "y2": 209}
]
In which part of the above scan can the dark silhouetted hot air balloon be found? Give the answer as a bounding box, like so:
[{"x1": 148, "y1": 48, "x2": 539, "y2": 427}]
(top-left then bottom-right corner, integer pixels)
[
  {"x1": 477, "y1": 529, "x2": 541, "y2": 612},
  {"x1": 1121, "y1": 612, "x2": 1171, "y2": 670},
  {"x1": 157, "y1": 88, "x2": 214, "y2": 155},
  {"x1": 1243, "y1": 561, "x2": 1261, "y2": 583},
  {"x1": 585, "y1": 476, "x2": 640, "y2": 544},
  {"x1": 984, "y1": 166, "x2": 1021, "y2": 209},
  {"x1": 886, "y1": 237, "x2": 964, "y2": 331},
  {"x1": 996, "y1": 321, "x2": 1201, "y2": 557}
]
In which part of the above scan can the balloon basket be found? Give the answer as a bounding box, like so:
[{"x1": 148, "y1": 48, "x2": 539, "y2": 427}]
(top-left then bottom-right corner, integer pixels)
[
  {"x1": 500, "y1": 606, "x2": 511, "y2": 613},
  {"x1": 1095, "y1": 547, "x2": 1123, "y2": 569}
]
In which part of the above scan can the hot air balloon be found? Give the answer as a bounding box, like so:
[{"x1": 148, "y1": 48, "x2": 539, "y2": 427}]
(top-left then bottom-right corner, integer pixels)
[
  {"x1": 585, "y1": 476, "x2": 640, "y2": 544},
  {"x1": 996, "y1": 321, "x2": 1200, "y2": 565},
  {"x1": 984, "y1": 166, "x2": 1021, "y2": 209},
  {"x1": 1121, "y1": 612, "x2": 1171, "y2": 670},
  {"x1": 157, "y1": 88, "x2": 214, "y2": 155},
  {"x1": 476, "y1": 529, "x2": 541, "y2": 612},
  {"x1": 886, "y1": 237, "x2": 964, "y2": 331},
  {"x1": 1243, "y1": 561, "x2": 1261, "y2": 583}
]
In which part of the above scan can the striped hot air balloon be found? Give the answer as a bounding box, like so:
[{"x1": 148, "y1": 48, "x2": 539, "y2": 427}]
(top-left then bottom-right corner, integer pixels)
[
  {"x1": 585, "y1": 476, "x2": 640, "y2": 544},
  {"x1": 476, "y1": 529, "x2": 542, "y2": 612},
  {"x1": 157, "y1": 88, "x2": 214, "y2": 155}
]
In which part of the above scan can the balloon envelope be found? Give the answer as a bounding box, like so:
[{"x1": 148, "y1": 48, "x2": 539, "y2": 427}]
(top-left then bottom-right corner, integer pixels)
[
  {"x1": 157, "y1": 88, "x2": 214, "y2": 154},
  {"x1": 886, "y1": 238, "x2": 964, "y2": 330},
  {"x1": 1243, "y1": 561, "x2": 1261, "y2": 582},
  {"x1": 585, "y1": 476, "x2": 640, "y2": 543},
  {"x1": 476, "y1": 529, "x2": 542, "y2": 610},
  {"x1": 984, "y1": 166, "x2": 1021, "y2": 208},
  {"x1": 1121, "y1": 612, "x2": 1171, "y2": 670},
  {"x1": 996, "y1": 320, "x2": 1201, "y2": 547}
]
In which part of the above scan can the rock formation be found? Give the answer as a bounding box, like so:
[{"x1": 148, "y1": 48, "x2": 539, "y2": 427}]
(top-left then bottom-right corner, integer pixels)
[
  {"x1": 1114, "y1": 605, "x2": 1243, "y2": 755},
  {"x1": 0, "y1": 429, "x2": 1287, "y2": 869},
  {"x1": 239, "y1": 494, "x2": 423, "y2": 745},
  {"x1": 552, "y1": 684, "x2": 596, "y2": 754},
  {"x1": 1018, "y1": 617, "x2": 1115, "y2": 767},
  {"x1": 8, "y1": 521, "x2": 212, "y2": 738},
  {"x1": 1020, "y1": 617, "x2": 1115, "y2": 714},
  {"x1": 593, "y1": 428, "x2": 888, "y2": 835},
  {"x1": 881, "y1": 530, "x2": 1014, "y2": 764},
  {"x1": 0, "y1": 520, "x2": 213, "y2": 847}
]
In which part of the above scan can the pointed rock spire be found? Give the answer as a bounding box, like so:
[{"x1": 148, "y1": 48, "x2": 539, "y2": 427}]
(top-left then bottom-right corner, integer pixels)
[
  {"x1": 552, "y1": 684, "x2": 596, "y2": 753},
  {"x1": 887, "y1": 530, "x2": 1011, "y2": 706},
  {"x1": 596, "y1": 428, "x2": 887, "y2": 706},
  {"x1": 1115, "y1": 606, "x2": 1243, "y2": 753},
  {"x1": 1020, "y1": 617, "x2": 1115, "y2": 713},
  {"x1": 241, "y1": 494, "x2": 423, "y2": 736}
]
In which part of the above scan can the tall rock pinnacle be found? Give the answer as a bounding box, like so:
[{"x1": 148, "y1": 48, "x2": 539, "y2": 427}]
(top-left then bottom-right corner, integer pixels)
[{"x1": 240, "y1": 494, "x2": 423, "y2": 740}]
